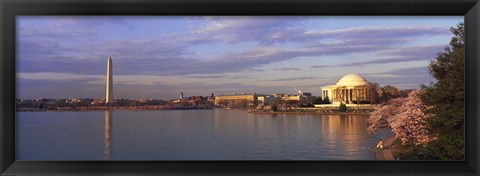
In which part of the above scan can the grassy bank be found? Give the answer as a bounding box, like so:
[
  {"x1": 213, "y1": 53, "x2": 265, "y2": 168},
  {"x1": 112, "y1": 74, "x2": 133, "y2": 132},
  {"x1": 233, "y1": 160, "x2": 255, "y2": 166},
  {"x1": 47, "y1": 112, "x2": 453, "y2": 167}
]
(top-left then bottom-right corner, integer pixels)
[{"x1": 389, "y1": 138, "x2": 430, "y2": 160}]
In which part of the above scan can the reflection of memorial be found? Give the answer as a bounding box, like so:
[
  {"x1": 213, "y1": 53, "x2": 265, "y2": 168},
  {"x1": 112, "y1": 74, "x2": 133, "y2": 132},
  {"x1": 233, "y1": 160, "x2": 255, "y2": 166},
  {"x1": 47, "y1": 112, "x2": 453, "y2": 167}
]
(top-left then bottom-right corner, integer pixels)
[
  {"x1": 320, "y1": 115, "x2": 366, "y2": 159},
  {"x1": 104, "y1": 111, "x2": 112, "y2": 160}
]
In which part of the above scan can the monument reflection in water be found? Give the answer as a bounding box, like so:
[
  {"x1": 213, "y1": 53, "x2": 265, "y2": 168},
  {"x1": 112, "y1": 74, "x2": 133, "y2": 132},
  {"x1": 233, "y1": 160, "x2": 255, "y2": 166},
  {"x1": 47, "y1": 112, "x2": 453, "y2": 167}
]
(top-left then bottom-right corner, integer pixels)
[{"x1": 104, "y1": 111, "x2": 112, "y2": 160}]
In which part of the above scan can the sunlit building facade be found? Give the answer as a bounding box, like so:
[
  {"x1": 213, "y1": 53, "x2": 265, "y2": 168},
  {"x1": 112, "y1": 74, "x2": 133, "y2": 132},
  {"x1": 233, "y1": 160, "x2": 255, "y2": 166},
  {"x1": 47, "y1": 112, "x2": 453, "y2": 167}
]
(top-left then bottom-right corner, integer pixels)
[
  {"x1": 214, "y1": 93, "x2": 259, "y2": 107},
  {"x1": 321, "y1": 74, "x2": 376, "y2": 104}
]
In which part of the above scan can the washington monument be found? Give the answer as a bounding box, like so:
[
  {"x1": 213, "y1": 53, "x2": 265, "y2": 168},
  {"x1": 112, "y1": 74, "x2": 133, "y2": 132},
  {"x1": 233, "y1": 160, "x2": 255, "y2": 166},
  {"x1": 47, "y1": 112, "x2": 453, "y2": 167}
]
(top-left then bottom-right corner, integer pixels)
[{"x1": 105, "y1": 56, "x2": 113, "y2": 104}]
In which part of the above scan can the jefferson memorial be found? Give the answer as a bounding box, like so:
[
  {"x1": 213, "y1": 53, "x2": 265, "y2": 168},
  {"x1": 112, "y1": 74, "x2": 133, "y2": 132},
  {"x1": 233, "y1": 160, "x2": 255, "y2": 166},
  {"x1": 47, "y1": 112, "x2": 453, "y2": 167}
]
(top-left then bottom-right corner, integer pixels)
[{"x1": 321, "y1": 74, "x2": 376, "y2": 104}]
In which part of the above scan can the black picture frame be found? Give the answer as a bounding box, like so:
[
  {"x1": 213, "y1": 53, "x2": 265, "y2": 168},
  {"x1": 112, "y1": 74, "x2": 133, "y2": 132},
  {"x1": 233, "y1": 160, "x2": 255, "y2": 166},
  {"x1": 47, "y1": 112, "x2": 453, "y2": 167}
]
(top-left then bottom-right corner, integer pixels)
[{"x1": 1, "y1": 0, "x2": 479, "y2": 175}]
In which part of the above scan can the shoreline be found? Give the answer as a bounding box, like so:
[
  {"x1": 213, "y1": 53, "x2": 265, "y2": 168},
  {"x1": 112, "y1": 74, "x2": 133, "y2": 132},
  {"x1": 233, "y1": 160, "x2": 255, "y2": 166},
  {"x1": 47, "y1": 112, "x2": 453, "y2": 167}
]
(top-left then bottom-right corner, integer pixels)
[
  {"x1": 376, "y1": 135, "x2": 396, "y2": 160},
  {"x1": 49, "y1": 108, "x2": 214, "y2": 112},
  {"x1": 17, "y1": 107, "x2": 214, "y2": 112},
  {"x1": 249, "y1": 111, "x2": 372, "y2": 115},
  {"x1": 17, "y1": 108, "x2": 372, "y2": 115}
]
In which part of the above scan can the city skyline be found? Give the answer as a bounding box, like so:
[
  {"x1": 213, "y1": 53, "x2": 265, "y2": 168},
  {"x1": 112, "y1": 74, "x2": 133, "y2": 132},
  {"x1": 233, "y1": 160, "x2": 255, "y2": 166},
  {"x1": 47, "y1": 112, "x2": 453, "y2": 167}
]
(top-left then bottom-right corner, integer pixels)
[{"x1": 16, "y1": 16, "x2": 462, "y2": 99}]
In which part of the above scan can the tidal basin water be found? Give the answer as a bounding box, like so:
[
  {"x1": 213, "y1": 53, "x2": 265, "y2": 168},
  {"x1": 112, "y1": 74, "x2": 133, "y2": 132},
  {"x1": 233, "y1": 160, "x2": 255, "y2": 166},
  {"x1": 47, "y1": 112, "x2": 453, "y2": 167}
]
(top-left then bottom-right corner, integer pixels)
[{"x1": 16, "y1": 109, "x2": 391, "y2": 160}]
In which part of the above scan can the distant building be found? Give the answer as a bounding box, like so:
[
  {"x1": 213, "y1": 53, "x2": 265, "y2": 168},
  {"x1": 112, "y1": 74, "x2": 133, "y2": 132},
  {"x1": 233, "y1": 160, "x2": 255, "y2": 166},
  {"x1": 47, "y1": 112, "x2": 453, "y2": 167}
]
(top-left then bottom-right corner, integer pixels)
[
  {"x1": 91, "y1": 99, "x2": 106, "y2": 105},
  {"x1": 271, "y1": 91, "x2": 313, "y2": 102},
  {"x1": 321, "y1": 73, "x2": 376, "y2": 104},
  {"x1": 298, "y1": 91, "x2": 312, "y2": 96},
  {"x1": 214, "y1": 93, "x2": 262, "y2": 107},
  {"x1": 206, "y1": 93, "x2": 215, "y2": 103},
  {"x1": 257, "y1": 95, "x2": 275, "y2": 105},
  {"x1": 188, "y1": 96, "x2": 205, "y2": 105}
]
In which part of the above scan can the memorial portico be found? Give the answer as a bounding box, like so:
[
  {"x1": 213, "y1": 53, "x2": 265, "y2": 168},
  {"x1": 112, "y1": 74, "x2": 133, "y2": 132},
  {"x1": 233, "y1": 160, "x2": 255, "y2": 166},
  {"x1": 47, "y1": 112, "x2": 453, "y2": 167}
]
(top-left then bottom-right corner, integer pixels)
[{"x1": 321, "y1": 74, "x2": 376, "y2": 104}]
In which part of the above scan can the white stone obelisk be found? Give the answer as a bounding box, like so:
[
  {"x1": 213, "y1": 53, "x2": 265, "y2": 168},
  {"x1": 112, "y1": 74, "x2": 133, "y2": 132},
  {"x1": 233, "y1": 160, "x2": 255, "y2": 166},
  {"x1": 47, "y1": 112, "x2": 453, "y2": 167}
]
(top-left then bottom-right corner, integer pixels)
[{"x1": 105, "y1": 56, "x2": 113, "y2": 105}]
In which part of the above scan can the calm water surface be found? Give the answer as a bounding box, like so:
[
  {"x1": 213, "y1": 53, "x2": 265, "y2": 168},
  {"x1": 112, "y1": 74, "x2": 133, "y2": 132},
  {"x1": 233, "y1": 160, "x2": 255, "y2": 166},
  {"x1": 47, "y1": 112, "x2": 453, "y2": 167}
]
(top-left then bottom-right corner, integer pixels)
[{"x1": 17, "y1": 109, "x2": 391, "y2": 160}]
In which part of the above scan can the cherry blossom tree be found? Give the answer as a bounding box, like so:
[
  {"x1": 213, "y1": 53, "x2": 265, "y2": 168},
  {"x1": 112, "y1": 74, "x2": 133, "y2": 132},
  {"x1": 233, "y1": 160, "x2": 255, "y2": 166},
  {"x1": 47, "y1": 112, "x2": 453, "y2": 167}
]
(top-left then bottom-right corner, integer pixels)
[
  {"x1": 368, "y1": 89, "x2": 435, "y2": 146},
  {"x1": 367, "y1": 97, "x2": 405, "y2": 134}
]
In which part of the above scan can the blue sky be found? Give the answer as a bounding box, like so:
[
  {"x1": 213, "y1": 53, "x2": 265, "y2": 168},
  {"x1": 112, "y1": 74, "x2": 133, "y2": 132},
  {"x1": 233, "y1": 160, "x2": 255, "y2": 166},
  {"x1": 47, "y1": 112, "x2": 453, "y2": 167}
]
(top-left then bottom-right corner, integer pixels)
[{"x1": 16, "y1": 16, "x2": 463, "y2": 99}]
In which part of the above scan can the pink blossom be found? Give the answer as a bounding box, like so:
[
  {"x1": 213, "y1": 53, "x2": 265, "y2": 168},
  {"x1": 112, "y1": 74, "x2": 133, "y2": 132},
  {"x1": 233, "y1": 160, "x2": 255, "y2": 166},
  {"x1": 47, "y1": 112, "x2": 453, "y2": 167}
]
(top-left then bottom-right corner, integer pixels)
[{"x1": 368, "y1": 89, "x2": 435, "y2": 146}]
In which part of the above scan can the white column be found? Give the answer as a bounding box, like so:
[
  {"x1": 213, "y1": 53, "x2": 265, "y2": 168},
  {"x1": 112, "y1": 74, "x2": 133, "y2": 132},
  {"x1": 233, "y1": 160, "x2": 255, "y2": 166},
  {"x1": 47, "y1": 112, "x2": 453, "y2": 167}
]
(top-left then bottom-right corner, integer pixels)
[
  {"x1": 353, "y1": 89, "x2": 358, "y2": 103},
  {"x1": 361, "y1": 88, "x2": 364, "y2": 101},
  {"x1": 349, "y1": 89, "x2": 352, "y2": 102}
]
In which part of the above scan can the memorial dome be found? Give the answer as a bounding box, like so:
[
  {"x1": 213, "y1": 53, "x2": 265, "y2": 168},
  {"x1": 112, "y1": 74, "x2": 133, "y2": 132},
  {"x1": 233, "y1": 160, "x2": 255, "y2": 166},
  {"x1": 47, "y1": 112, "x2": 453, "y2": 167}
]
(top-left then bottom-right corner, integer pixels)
[{"x1": 336, "y1": 74, "x2": 369, "y2": 87}]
